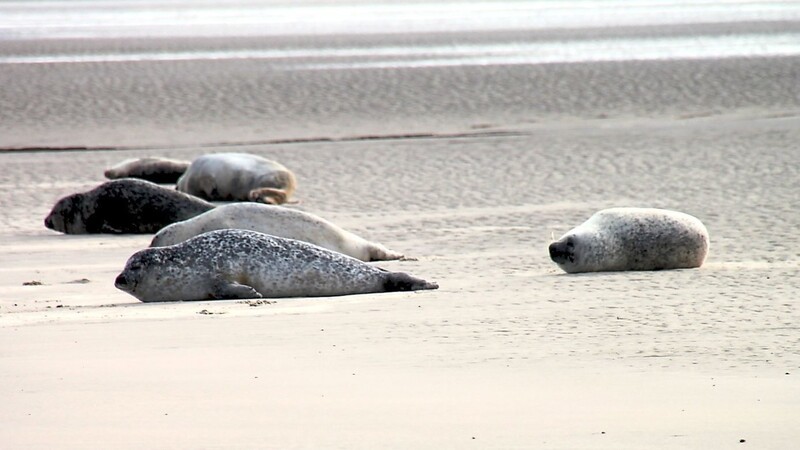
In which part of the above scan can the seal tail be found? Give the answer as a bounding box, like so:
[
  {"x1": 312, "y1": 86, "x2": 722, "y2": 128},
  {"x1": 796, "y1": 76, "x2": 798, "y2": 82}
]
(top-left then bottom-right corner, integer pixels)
[{"x1": 383, "y1": 272, "x2": 439, "y2": 292}]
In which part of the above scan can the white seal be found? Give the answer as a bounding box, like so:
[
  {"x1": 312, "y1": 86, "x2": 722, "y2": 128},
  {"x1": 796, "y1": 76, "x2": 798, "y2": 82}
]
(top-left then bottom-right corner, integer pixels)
[
  {"x1": 176, "y1": 153, "x2": 296, "y2": 204},
  {"x1": 115, "y1": 229, "x2": 438, "y2": 302},
  {"x1": 548, "y1": 207, "x2": 709, "y2": 273},
  {"x1": 150, "y1": 203, "x2": 404, "y2": 261},
  {"x1": 104, "y1": 157, "x2": 190, "y2": 184}
]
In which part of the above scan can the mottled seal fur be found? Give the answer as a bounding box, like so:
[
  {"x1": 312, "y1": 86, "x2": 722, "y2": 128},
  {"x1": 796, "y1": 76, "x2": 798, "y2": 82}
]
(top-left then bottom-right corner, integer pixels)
[
  {"x1": 104, "y1": 157, "x2": 191, "y2": 184},
  {"x1": 176, "y1": 153, "x2": 296, "y2": 204},
  {"x1": 115, "y1": 229, "x2": 438, "y2": 302},
  {"x1": 44, "y1": 179, "x2": 215, "y2": 234},
  {"x1": 549, "y1": 208, "x2": 709, "y2": 273},
  {"x1": 150, "y1": 203, "x2": 404, "y2": 261}
]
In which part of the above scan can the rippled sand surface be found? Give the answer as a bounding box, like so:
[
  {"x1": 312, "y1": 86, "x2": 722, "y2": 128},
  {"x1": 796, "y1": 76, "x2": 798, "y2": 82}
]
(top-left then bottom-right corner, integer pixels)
[{"x1": 1, "y1": 2, "x2": 799, "y2": 449}]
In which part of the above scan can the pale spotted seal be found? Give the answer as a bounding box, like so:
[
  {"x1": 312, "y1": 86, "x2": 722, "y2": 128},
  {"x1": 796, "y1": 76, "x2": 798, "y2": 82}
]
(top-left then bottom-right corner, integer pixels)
[
  {"x1": 549, "y1": 207, "x2": 709, "y2": 273},
  {"x1": 104, "y1": 157, "x2": 191, "y2": 184},
  {"x1": 44, "y1": 179, "x2": 215, "y2": 234},
  {"x1": 150, "y1": 203, "x2": 404, "y2": 261},
  {"x1": 176, "y1": 153, "x2": 296, "y2": 204},
  {"x1": 115, "y1": 229, "x2": 438, "y2": 302}
]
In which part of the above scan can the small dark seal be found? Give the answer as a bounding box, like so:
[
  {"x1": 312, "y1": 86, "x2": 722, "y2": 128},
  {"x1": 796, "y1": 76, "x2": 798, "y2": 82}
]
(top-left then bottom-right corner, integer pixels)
[
  {"x1": 115, "y1": 229, "x2": 438, "y2": 302},
  {"x1": 44, "y1": 179, "x2": 215, "y2": 234},
  {"x1": 104, "y1": 157, "x2": 191, "y2": 184}
]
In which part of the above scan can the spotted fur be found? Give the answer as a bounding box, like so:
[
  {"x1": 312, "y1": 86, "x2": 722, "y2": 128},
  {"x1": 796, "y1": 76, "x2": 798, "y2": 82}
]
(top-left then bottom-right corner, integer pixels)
[{"x1": 116, "y1": 229, "x2": 437, "y2": 302}]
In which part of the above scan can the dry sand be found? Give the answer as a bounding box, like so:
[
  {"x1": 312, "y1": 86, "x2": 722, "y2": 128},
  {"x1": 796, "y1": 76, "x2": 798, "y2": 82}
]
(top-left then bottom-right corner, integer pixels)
[{"x1": 1, "y1": 14, "x2": 800, "y2": 450}]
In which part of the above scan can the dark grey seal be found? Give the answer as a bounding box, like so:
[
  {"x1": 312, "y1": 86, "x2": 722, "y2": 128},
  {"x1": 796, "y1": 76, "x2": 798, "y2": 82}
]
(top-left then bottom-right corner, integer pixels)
[
  {"x1": 115, "y1": 229, "x2": 438, "y2": 302},
  {"x1": 44, "y1": 179, "x2": 215, "y2": 234}
]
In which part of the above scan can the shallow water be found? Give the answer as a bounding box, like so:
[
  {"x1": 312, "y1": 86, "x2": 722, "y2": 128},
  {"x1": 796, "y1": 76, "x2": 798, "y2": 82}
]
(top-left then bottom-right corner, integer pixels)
[
  {"x1": 2, "y1": 0, "x2": 799, "y2": 39},
  {"x1": 2, "y1": 0, "x2": 799, "y2": 65},
  {"x1": 3, "y1": 33, "x2": 799, "y2": 66}
]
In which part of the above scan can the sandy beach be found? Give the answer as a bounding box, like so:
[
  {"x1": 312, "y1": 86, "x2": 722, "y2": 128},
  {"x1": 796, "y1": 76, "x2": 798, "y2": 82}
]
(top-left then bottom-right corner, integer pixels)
[{"x1": 2, "y1": 1, "x2": 800, "y2": 448}]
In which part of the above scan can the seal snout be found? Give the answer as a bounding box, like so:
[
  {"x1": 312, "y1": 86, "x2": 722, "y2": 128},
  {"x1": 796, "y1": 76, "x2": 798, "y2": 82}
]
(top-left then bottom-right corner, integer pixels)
[
  {"x1": 114, "y1": 272, "x2": 130, "y2": 290},
  {"x1": 548, "y1": 238, "x2": 574, "y2": 265}
]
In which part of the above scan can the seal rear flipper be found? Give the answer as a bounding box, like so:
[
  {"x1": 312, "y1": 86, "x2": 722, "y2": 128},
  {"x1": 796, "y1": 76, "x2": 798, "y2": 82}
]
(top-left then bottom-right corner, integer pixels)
[
  {"x1": 210, "y1": 280, "x2": 263, "y2": 300},
  {"x1": 369, "y1": 245, "x2": 405, "y2": 262},
  {"x1": 248, "y1": 187, "x2": 288, "y2": 205},
  {"x1": 383, "y1": 272, "x2": 439, "y2": 292}
]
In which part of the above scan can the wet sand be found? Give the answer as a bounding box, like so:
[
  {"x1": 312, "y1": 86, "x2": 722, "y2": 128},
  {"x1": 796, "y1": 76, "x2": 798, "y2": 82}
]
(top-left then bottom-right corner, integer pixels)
[
  {"x1": 1, "y1": 7, "x2": 800, "y2": 450},
  {"x1": 2, "y1": 20, "x2": 800, "y2": 148}
]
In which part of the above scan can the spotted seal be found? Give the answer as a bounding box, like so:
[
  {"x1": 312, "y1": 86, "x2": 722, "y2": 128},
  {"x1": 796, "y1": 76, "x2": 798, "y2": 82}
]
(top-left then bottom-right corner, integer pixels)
[
  {"x1": 176, "y1": 153, "x2": 296, "y2": 204},
  {"x1": 44, "y1": 179, "x2": 215, "y2": 234},
  {"x1": 548, "y1": 207, "x2": 709, "y2": 273},
  {"x1": 150, "y1": 203, "x2": 404, "y2": 261},
  {"x1": 115, "y1": 229, "x2": 438, "y2": 302},
  {"x1": 104, "y1": 157, "x2": 191, "y2": 184}
]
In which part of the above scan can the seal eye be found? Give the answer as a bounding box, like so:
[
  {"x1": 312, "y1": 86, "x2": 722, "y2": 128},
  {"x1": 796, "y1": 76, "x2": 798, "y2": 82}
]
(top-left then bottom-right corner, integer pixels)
[
  {"x1": 126, "y1": 263, "x2": 144, "y2": 275},
  {"x1": 565, "y1": 237, "x2": 576, "y2": 263}
]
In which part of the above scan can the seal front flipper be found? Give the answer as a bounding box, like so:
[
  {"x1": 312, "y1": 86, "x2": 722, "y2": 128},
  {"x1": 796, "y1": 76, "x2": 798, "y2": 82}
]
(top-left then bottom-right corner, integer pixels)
[
  {"x1": 100, "y1": 223, "x2": 123, "y2": 234},
  {"x1": 210, "y1": 279, "x2": 263, "y2": 300}
]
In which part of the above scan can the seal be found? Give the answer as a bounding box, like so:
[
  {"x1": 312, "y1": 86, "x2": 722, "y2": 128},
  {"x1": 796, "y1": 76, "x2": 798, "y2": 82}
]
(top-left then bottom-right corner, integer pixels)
[
  {"x1": 176, "y1": 153, "x2": 296, "y2": 204},
  {"x1": 44, "y1": 179, "x2": 215, "y2": 234},
  {"x1": 115, "y1": 229, "x2": 438, "y2": 302},
  {"x1": 548, "y1": 207, "x2": 709, "y2": 273},
  {"x1": 150, "y1": 203, "x2": 404, "y2": 261},
  {"x1": 104, "y1": 157, "x2": 191, "y2": 184}
]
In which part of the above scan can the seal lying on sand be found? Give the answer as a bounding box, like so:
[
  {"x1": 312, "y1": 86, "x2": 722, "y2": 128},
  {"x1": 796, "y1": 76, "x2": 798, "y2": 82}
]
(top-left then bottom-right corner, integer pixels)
[
  {"x1": 44, "y1": 179, "x2": 215, "y2": 234},
  {"x1": 549, "y1": 207, "x2": 709, "y2": 273},
  {"x1": 115, "y1": 229, "x2": 438, "y2": 302},
  {"x1": 150, "y1": 203, "x2": 404, "y2": 261},
  {"x1": 177, "y1": 153, "x2": 296, "y2": 204},
  {"x1": 104, "y1": 157, "x2": 191, "y2": 184}
]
